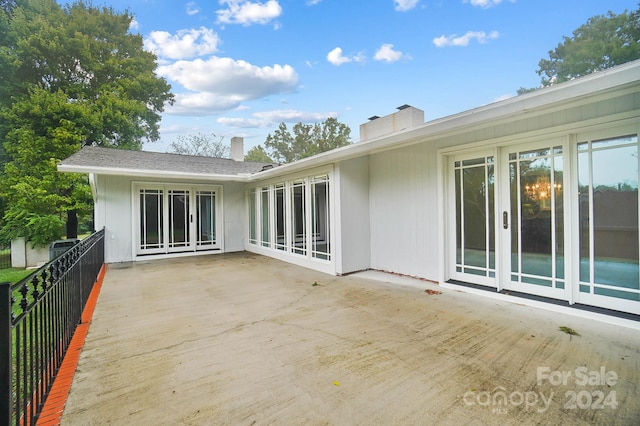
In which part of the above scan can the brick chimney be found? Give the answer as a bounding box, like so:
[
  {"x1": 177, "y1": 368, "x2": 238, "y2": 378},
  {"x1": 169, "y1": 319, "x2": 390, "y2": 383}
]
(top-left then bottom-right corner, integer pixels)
[
  {"x1": 359, "y1": 104, "x2": 424, "y2": 141},
  {"x1": 230, "y1": 137, "x2": 244, "y2": 162}
]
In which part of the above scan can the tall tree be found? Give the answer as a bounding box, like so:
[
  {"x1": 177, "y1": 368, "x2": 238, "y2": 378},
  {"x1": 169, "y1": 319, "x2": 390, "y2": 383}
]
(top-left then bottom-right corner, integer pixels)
[
  {"x1": 169, "y1": 133, "x2": 229, "y2": 157},
  {"x1": 536, "y1": 6, "x2": 640, "y2": 86},
  {"x1": 264, "y1": 117, "x2": 351, "y2": 163},
  {"x1": 0, "y1": 0, "x2": 173, "y2": 244},
  {"x1": 245, "y1": 145, "x2": 273, "y2": 163}
]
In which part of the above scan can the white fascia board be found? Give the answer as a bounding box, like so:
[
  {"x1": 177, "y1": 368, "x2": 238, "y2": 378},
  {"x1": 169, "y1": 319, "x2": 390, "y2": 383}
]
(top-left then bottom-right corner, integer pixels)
[
  {"x1": 57, "y1": 164, "x2": 250, "y2": 182},
  {"x1": 250, "y1": 61, "x2": 640, "y2": 182}
]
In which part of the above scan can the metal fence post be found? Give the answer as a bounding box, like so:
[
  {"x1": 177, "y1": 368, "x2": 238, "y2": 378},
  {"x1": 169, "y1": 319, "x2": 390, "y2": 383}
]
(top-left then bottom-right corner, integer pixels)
[{"x1": 0, "y1": 281, "x2": 12, "y2": 426}]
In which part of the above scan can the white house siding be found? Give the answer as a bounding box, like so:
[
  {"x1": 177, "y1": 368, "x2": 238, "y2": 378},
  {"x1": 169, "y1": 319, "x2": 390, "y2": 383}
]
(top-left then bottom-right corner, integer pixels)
[
  {"x1": 221, "y1": 181, "x2": 246, "y2": 252},
  {"x1": 93, "y1": 175, "x2": 134, "y2": 263},
  {"x1": 94, "y1": 175, "x2": 246, "y2": 263},
  {"x1": 335, "y1": 156, "x2": 370, "y2": 275},
  {"x1": 368, "y1": 142, "x2": 440, "y2": 280}
]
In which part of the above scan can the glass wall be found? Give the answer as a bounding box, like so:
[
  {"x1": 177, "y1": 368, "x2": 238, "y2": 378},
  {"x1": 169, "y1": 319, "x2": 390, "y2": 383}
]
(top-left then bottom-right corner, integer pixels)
[{"x1": 248, "y1": 174, "x2": 331, "y2": 262}]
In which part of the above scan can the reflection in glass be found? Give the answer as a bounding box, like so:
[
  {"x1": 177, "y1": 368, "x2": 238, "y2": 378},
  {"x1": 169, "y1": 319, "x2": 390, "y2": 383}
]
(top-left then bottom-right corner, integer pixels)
[
  {"x1": 140, "y1": 189, "x2": 163, "y2": 249},
  {"x1": 454, "y1": 156, "x2": 495, "y2": 278},
  {"x1": 578, "y1": 136, "x2": 639, "y2": 301},
  {"x1": 169, "y1": 190, "x2": 190, "y2": 248},
  {"x1": 275, "y1": 184, "x2": 286, "y2": 251},
  {"x1": 261, "y1": 187, "x2": 270, "y2": 247},
  {"x1": 510, "y1": 147, "x2": 564, "y2": 289},
  {"x1": 197, "y1": 191, "x2": 216, "y2": 247}
]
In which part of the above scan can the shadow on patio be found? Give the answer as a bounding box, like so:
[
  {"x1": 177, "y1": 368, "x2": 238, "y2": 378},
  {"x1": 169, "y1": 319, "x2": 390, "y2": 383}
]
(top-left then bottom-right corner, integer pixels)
[{"x1": 61, "y1": 252, "x2": 640, "y2": 425}]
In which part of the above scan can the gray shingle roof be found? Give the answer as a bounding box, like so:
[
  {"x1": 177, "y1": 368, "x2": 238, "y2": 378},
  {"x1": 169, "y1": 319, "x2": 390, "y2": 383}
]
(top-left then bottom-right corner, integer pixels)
[{"x1": 59, "y1": 146, "x2": 273, "y2": 176}]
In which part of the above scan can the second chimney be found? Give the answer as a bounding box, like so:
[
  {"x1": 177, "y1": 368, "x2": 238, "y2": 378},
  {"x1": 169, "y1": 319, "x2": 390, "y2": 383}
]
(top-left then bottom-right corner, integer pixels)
[{"x1": 230, "y1": 137, "x2": 244, "y2": 162}]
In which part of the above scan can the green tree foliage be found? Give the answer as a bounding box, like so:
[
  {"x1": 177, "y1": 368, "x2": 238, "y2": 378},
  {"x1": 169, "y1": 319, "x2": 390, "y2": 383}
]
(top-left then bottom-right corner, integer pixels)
[
  {"x1": 244, "y1": 145, "x2": 273, "y2": 163},
  {"x1": 170, "y1": 133, "x2": 229, "y2": 157},
  {"x1": 537, "y1": 6, "x2": 640, "y2": 86},
  {"x1": 264, "y1": 117, "x2": 351, "y2": 163},
  {"x1": 0, "y1": 0, "x2": 173, "y2": 245}
]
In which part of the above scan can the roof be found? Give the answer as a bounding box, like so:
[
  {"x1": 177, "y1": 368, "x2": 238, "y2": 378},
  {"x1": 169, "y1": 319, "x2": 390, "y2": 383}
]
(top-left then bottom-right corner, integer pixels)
[
  {"x1": 59, "y1": 59, "x2": 640, "y2": 183},
  {"x1": 58, "y1": 146, "x2": 273, "y2": 181}
]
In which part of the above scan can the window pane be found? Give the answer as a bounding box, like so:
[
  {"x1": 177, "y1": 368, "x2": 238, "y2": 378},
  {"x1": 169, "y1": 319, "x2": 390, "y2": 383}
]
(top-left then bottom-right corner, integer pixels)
[
  {"x1": 275, "y1": 185, "x2": 286, "y2": 251},
  {"x1": 140, "y1": 189, "x2": 163, "y2": 249},
  {"x1": 312, "y1": 176, "x2": 330, "y2": 260},
  {"x1": 197, "y1": 191, "x2": 216, "y2": 247},
  {"x1": 579, "y1": 135, "x2": 640, "y2": 298},
  {"x1": 291, "y1": 182, "x2": 306, "y2": 255},
  {"x1": 261, "y1": 187, "x2": 270, "y2": 247},
  {"x1": 249, "y1": 189, "x2": 257, "y2": 244}
]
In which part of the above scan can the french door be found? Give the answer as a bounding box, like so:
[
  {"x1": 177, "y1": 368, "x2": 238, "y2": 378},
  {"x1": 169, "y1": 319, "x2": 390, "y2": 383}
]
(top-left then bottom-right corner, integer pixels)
[
  {"x1": 448, "y1": 132, "x2": 640, "y2": 315},
  {"x1": 500, "y1": 140, "x2": 568, "y2": 300},
  {"x1": 136, "y1": 184, "x2": 222, "y2": 255}
]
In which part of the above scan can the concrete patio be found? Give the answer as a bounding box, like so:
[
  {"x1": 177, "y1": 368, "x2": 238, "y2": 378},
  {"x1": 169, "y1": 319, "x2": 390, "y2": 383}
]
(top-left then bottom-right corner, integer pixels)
[{"x1": 61, "y1": 252, "x2": 640, "y2": 425}]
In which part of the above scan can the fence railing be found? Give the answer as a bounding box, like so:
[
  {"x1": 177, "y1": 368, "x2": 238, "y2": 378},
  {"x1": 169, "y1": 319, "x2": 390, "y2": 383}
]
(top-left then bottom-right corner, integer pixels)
[
  {"x1": 0, "y1": 228, "x2": 105, "y2": 425},
  {"x1": 0, "y1": 244, "x2": 10, "y2": 269}
]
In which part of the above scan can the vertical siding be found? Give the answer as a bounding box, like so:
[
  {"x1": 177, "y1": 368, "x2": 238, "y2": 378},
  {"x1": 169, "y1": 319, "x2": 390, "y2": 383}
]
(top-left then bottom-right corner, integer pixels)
[
  {"x1": 222, "y1": 182, "x2": 245, "y2": 252},
  {"x1": 369, "y1": 142, "x2": 440, "y2": 280},
  {"x1": 337, "y1": 156, "x2": 370, "y2": 274},
  {"x1": 98, "y1": 175, "x2": 134, "y2": 263}
]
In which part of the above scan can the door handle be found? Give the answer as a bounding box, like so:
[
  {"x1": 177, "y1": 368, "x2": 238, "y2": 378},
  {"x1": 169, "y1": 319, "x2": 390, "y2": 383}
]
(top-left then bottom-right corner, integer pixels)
[{"x1": 503, "y1": 211, "x2": 508, "y2": 229}]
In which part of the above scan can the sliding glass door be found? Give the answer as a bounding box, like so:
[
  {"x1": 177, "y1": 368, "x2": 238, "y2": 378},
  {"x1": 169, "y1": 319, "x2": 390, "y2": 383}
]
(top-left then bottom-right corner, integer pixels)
[
  {"x1": 136, "y1": 184, "x2": 222, "y2": 255},
  {"x1": 448, "y1": 131, "x2": 640, "y2": 315}
]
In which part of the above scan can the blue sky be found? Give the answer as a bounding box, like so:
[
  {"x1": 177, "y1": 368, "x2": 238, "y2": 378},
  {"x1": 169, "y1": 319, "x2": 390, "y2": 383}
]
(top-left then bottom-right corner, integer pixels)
[{"x1": 88, "y1": 0, "x2": 638, "y2": 154}]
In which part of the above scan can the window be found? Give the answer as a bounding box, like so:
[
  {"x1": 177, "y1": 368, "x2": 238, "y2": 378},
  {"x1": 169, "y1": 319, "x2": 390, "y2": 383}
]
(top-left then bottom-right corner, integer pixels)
[
  {"x1": 578, "y1": 135, "x2": 639, "y2": 301},
  {"x1": 248, "y1": 173, "x2": 331, "y2": 262}
]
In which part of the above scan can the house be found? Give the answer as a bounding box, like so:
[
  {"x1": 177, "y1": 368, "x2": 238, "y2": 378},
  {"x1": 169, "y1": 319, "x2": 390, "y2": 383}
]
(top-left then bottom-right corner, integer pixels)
[{"x1": 59, "y1": 59, "x2": 640, "y2": 319}]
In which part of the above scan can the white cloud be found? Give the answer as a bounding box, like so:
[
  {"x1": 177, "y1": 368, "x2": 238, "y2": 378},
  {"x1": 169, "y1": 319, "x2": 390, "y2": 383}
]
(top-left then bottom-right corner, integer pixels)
[
  {"x1": 216, "y1": 0, "x2": 282, "y2": 26},
  {"x1": 129, "y1": 18, "x2": 139, "y2": 31},
  {"x1": 157, "y1": 57, "x2": 299, "y2": 115},
  {"x1": 464, "y1": 0, "x2": 514, "y2": 8},
  {"x1": 374, "y1": 43, "x2": 410, "y2": 62},
  {"x1": 186, "y1": 2, "x2": 200, "y2": 15},
  {"x1": 144, "y1": 28, "x2": 221, "y2": 59},
  {"x1": 326, "y1": 47, "x2": 365, "y2": 66},
  {"x1": 306, "y1": 0, "x2": 322, "y2": 5},
  {"x1": 433, "y1": 30, "x2": 499, "y2": 47},
  {"x1": 218, "y1": 109, "x2": 337, "y2": 128},
  {"x1": 394, "y1": 0, "x2": 419, "y2": 11}
]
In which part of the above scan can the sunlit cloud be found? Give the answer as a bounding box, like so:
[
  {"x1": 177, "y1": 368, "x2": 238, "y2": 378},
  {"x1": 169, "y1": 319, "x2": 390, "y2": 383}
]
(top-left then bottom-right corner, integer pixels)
[
  {"x1": 433, "y1": 30, "x2": 499, "y2": 47},
  {"x1": 374, "y1": 43, "x2": 410, "y2": 62},
  {"x1": 144, "y1": 27, "x2": 221, "y2": 59},
  {"x1": 394, "y1": 0, "x2": 419, "y2": 12},
  {"x1": 464, "y1": 0, "x2": 506, "y2": 8},
  {"x1": 218, "y1": 109, "x2": 338, "y2": 128},
  {"x1": 327, "y1": 47, "x2": 365, "y2": 66},
  {"x1": 157, "y1": 57, "x2": 299, "y2": 115},
  {"x1": 186, "y1": 2, "x2": 200, "y2": 15},
  {"x1": 216, "y1": 0, "x2": 282, "y2": 26}
]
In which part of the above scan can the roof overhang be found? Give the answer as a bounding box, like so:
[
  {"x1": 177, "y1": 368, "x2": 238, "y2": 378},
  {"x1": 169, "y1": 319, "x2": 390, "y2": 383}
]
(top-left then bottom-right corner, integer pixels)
[{"x1": 57, "y1": 163, "x2": 254, "y2": 182}]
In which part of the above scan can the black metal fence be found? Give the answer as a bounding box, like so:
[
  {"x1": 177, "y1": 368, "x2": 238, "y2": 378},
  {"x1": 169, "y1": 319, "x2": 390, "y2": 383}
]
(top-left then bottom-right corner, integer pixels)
[{"x1": 0, "y1": 228, "x2": 105, "y2": 425}]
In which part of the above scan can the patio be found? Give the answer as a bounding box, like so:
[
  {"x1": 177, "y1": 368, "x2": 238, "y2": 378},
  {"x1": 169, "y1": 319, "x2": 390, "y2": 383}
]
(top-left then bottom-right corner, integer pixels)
[{"x1": 61, "y1": 252, "x2": 640, "y2": 425}]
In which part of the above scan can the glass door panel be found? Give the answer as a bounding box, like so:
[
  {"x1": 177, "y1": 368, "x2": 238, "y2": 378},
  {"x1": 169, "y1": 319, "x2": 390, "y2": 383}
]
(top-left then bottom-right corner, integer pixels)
[
  {"x1": 196, "y1": 190, "x2": 218, "y2": 249},
  {"x1": 168, "y1": 190, "x2": 190, "y2": 251},
  {"x1": 139, "y1": 189, "x2": 164, "y2": 253},
  {"x1": 503, "y1": 145, "x2": 566, "y2": 299},
  {"x1": 577, "y1": 135, "x2": 640, "y2": 311},
  {"x1": 451, "y1": 154, "x2": 496, "y2": 286}
]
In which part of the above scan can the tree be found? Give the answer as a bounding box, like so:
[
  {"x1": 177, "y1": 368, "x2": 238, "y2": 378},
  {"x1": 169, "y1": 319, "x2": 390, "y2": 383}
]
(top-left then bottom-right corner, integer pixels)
[
  {"x1": 264, "y1": 117, "x2": 351, "y2": 163},
  {"x1": 245, "y1": 145, "x2": 273, "y2": 163},
  {"x1": 536, "y1": 6, "x2": 640, "y2": 86},
  {"x1": 169, "y1": 133, "x2": 229, "y2": 157},
  {"x1": 0, "y1": 0, "x2": 173, "y2": 245}
]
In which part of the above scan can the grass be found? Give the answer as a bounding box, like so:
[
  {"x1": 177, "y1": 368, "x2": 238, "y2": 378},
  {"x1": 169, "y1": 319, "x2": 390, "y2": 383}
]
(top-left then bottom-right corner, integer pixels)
[{"x1": 0, "y1": 268, "x2": 34, "y2": 285}]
